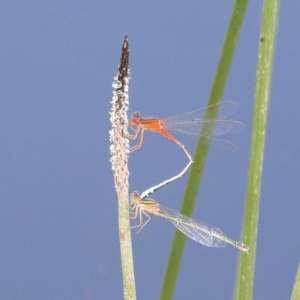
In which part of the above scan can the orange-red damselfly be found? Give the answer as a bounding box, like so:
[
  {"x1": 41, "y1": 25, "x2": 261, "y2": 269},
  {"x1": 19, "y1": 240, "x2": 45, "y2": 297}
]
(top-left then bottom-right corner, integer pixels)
[{"x1": 129, "y1": 101, "x2": 244, "y2": 199}]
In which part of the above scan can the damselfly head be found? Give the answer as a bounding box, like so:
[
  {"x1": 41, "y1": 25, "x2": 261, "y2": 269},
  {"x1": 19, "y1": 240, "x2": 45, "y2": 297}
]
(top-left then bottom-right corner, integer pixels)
[
  {"x1": 130, "y1": 191, "x2": 141, "y2": 203},
  {"x1": 131, "y1": 112, "x2": 141, "y2": 124}
]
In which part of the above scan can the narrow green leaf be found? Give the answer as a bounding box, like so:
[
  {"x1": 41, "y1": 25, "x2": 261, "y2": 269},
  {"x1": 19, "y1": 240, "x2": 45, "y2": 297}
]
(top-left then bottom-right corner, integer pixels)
[
  {"x1": 160, "y1": 1, "x2": 249, "y2": 299},
  {"x1": 234, "y1": 1, "x2": 279, "y2": 299},
  {"x1": 291, "y1": 263, "x2": 300, "y2": 300}
]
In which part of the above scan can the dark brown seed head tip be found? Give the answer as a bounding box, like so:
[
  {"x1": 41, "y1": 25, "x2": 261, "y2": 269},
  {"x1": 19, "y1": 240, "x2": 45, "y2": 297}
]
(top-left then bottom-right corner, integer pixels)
[{"x1": 123, "y1": 35, "x2": 129, "y2": 48}]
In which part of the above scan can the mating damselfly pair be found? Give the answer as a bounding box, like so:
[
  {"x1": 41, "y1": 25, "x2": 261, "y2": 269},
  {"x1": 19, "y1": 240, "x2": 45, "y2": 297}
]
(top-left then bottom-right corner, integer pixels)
[{"x1": 128, "y1": 101, "x2": 249, "y2": 253}]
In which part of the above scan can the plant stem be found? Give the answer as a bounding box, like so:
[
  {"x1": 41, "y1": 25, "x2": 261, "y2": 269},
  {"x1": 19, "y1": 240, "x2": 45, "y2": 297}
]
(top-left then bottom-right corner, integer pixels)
[
  {"x1": 118, "y1": 193, "x2": 136, "y2": 300},
  {"x1": 110, "y1": 36, "x2": 136, "y2": 300}
]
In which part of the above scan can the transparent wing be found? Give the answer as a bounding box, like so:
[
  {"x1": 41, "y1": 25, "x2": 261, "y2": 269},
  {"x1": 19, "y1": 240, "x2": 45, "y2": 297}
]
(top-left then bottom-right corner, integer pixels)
[
  {"x1": 162, "y1": 101, "x2": 238, "y2": 123},
  {"x1": 157, "y1": 204, "x2": 226, "y2": 248},
  {"x1": 162, "y1": 102, "x2": 244, "y2": 151},
  {"x1": 171, "y1": 220, "x2": 226, "y2": 248},
  {"x1": 164, "y1": 119, "x2": 245, "y2": 137},
  {"x1": 193, "y1": 136, "x2": 239, "y2": 151}
]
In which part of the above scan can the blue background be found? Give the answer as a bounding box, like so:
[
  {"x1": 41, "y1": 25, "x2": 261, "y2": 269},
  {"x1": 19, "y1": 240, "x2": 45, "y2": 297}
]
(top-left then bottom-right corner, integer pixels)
[{"x1": 1, "y1": 1, "x2": 300, "y2": 299}]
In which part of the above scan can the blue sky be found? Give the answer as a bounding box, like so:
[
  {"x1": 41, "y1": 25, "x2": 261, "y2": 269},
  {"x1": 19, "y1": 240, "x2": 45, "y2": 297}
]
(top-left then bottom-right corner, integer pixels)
[{"x1": 1, "y1": 1, "x2": 300, "y2": 299}]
